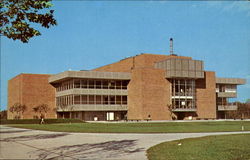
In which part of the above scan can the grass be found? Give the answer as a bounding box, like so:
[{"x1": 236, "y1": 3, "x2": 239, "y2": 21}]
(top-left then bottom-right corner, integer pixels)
[
  {"x1": 7, "y1": 121, "x2": 250, "y2": 133},
  {"x1": 147, "y1": 134, "x2": 250, "y2": 160}
]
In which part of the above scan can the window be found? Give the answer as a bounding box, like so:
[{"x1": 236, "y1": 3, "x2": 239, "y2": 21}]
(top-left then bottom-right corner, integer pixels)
[
  {"x1": 89, "y1": 80, "x2": 95, "y2": 89},
  {"x1": 109, "y1": 81, "x2": 115, "y2": 89},
  {"x1": 122, "y1": 96, "x2": 127, "y2": 105},
  {"x1": 116, "y1": 81, "x2": 122, "y2": 89},
  {"x1": 171, "y1": 79, "x2": 196, "y2": 109},
  {"x1": 110, "y1": 96, "x2": 115, "y2": 104},
  {"x1": 103, "y1": 81, "x2": 109, "y2": 89},
  {"x1": 81, "y1": 80, "x2": 88, "y2": 88},
  {"x1": 116, "y1": 96, "x2": 122, "y2": 104},
  {"x1": 96, "y1": 95, "x2": 102, "y2": 104},
  {"x1": 74, "y1": 80, "x2": 80, "y2": 88},
  {"x1": 74, "y1": 95, "x2": 80, "y2": 104},
  {"x1": 122, "y1": 81, "x2": 129, "y2": 89},
  {"x1": 81, "y1": 95, "x2": 88, "y2": 104},
  {"x1": 104, "y1": 96, "x2": 109, "y2": 104},
  {"x1": 96, "y1": 81, "x2": 102, "y2": 89},
  {"x1": 89, "y1": 95, "x2": 95, "y2": 104}
]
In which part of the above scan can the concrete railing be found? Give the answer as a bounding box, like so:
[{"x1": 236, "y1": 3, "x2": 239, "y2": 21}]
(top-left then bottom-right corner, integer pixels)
[
  {"x1": 49, "y1": 71, "x2": 131, "y2": 83},
  {"x1": 56, "y1": 88, "x2": 128, "y2": 97},
  {"x1": 218, "y1": 105, "x2": 237, "y2": 111},
  {"x1": 172, "y1": 108, "x2": 197, "y2": 112},
  {"x1": 57, "y1": 104, "x2": 128, "y2": 111},
  {"x1": 217, "y1": 92, "x2": 237, "y2": 98}
]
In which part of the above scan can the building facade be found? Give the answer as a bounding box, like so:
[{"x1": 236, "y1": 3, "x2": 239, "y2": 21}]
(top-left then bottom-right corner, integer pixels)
[
  {"x1": 7, "y1": 74, "x2": 56, "y2": 119},
  {"x1": 8, "y1": 54, "x2": 246, "y2": 120}
]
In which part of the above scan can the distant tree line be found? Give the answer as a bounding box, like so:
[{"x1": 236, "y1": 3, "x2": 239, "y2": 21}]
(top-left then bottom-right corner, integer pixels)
[
  {"x1": 225, "y1": 102, "x2": 250, "y2": 119},
  {"x1": 2, "y1": 101, "x2": 250, "y2": 120}
]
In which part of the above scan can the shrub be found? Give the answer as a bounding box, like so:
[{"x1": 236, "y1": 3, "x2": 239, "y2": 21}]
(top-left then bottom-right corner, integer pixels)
[{"x1": 0, "y1": 118, "x2": 83, "y2": 124}]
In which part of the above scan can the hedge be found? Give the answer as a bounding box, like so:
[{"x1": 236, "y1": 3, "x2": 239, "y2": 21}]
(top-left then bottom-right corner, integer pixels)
[{"x1": 0, "y1": 118, "x2": 84, "y2": 124}]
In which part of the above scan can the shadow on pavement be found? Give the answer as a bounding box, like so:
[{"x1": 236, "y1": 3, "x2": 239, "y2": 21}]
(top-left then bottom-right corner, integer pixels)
[
  {"x1": 32, "y1": 139, "x2": 144, "y2": 160},
  {"x1": 0, "y1": 133, "x2": 70, "y2": 142},
  {"x1": 0, "y1": 130, "x2": 31, "y2": 134}
]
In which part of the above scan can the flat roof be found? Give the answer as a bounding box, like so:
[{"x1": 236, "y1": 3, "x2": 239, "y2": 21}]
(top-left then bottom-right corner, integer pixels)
[{"x1": 216, "y1": 77, "x2": 246, "y2": 85}]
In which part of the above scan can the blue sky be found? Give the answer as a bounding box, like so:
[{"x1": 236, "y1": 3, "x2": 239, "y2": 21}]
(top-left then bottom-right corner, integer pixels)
[{"x1": 1, "y1": 1, "x2": 250, "y2": 110}]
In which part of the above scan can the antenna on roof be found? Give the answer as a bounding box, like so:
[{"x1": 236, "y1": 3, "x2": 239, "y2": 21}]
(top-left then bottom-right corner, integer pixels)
[{"x1": 170, "y1": 38, "x2": 173, "y2": 55}]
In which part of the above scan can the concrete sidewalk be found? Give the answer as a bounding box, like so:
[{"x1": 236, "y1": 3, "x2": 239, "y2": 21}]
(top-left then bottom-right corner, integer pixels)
[{"x1": 0, "y1": 125, "x2": 249, "y2": 160}]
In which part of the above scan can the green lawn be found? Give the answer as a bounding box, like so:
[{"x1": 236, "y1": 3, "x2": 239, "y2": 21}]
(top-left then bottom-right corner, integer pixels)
[
  {"x1": 8, "y1": 121, "x2": 250, "y2": 133},
  {"x1": 147, "y1": 134, "x2": 250, "y2": 160}
]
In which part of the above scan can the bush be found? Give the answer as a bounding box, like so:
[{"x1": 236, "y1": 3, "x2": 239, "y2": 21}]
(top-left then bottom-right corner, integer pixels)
[
  {"x1": 0, "y1": 110, "x2": 7, "y2": 119},
  {"x1": 0, "y1": 118, "x2": 83, "y2": 124}
]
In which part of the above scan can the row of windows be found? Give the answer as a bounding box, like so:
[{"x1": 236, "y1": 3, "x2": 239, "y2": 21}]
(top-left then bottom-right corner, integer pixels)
[
  {"x1": 173, "y1": 92, "x2": 194, "y2": 96},
  {"x1": 56, "y1": 95, "x2": 128, "y2": 106},
  {"x1": 172, "y1": 99, "x2": 196, "y2": 109},
  {"x1": 216, "y1": 84, "x2": 237, "y2": 92},
  {"x1": 56, "y1": 79, "x2": 129, "y2": 92},
  {"x1": 171, "y1": 79, "x2": 196, "y2": 109},
  {"x1": 171, "y1": 79, "x2": 196, "y2": 97},
  {"x1": 216, "y1": 97, "x2": 236, "y2": 106}
]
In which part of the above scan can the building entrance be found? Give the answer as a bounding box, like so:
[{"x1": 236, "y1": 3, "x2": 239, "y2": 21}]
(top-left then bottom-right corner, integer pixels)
[{"x1": 107, "y1": 112, "x2": 114, "y2": 121}]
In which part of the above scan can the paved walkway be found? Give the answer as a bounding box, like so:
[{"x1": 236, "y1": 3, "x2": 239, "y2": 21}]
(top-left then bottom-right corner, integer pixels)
[{"x1": 0, "y1": 125, "x2": 249, "y2": 160}]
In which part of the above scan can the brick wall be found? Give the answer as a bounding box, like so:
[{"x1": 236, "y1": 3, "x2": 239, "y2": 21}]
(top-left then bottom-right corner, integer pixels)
[
  {"x1": 7, "y1": 75, "x2": 22, "y2": 119},
  {"x1": 7, "y1": 74, "x2": 56, "y2": 119},
  {"x1": 196, "y1": 71, "x2": 217, "y2": 119},
  {"x1": 128, "y1": 68, "x2": 171, "y2": 120},
  {"x1": 93, "y1": 53, "x2": 192, "y2": 72},
  {"x1": 94, "y1": 53, "x2": 192, "y2": 120}
]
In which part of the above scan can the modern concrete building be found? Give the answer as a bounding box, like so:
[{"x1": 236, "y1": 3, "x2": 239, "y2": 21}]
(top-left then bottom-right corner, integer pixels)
[
  {"x1": 8, "y1": 54, "x2": 246, "y2": 120},
  {"x1": 7, "y1": 45, "x2": 246, "y2": 121}
]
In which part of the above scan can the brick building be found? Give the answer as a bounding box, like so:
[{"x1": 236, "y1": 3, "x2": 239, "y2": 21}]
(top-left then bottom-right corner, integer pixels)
[
  {"x1": 8, "y1": 53, "x2": 245, "y2": 120},
  {"x1": 8, "y1": 74, "x2": 56, "y2": 119}
]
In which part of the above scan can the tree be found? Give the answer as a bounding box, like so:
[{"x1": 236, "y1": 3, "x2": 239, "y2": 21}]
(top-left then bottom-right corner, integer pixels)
[
  {"x1": 33, "y1": 104, "x2": 50, "y2": 118},
  {"x1": 9, "y1": 103, "x2": 27, "y2": 119},
  {"x1": 58, "y1": 102, "x2": 67, "y2": 119},
  {"x1": 0, "y1": 110, "x2": 7, "y2": 119},
  {"x1": 237, "y1": 102, "x2": 250, "y2": 119},
  {"x1": 167, "y1": 104, "x2": 177, "y2": 120},
  {"x1": 68, "y1": 105, "x2": 74, "y2": 119},
  {"x1": 225, "y1": 102, "x2": 250, "y2": 119},
  {"x1": 0, "y1": 0, "x2": 57, "y2": 43}
]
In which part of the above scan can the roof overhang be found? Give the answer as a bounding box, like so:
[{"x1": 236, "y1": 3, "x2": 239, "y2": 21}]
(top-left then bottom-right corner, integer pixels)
[
  {"x1": 216, "y1": 78, "x2": 246, "y2": 85},
  {"x1": 155, "y1": 58, "x2": 204, "y2": 79},
  {"x1": 49, "y1": 71, "x2": 131, "y2": 84}
]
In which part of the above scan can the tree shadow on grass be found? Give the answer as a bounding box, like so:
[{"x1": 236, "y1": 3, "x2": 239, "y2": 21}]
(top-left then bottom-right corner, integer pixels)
[
  {"x1": 31, "y1": 139, "x2": 144, "y2": 160},
  {"x1": 0, "y1": 133, "x2": 70, "y2": 142}
]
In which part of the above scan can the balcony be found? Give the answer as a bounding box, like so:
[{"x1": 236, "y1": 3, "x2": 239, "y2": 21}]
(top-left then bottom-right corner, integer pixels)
[
  {"x1": 56, "y1": 88, "x2": 128, "y2": 97},
  {"x1": 172, "y1": 92, "x2": 194, "y2": 99},
  {"x1": 57, "y1": 104, "x2": 128, "y2": 112},
  {"x1": 172, "y1": 108, "x2": 197, "y2": 112},
  {"x1": 218, "y1": 105, "x2": 237, "y2": 111},
  {"x1": 217, "y1": 92, "x2": 237, "y2": 98}
]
